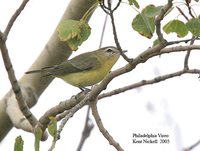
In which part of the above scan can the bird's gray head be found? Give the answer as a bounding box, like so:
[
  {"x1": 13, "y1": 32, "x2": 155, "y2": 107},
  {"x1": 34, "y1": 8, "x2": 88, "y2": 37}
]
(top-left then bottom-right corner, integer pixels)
[
  {"x1": 94, "y1": 46, "x2": 121, "y2": 64},
  {"x1": 97, "y1": 46, "x2": 120, "y2": 58}
]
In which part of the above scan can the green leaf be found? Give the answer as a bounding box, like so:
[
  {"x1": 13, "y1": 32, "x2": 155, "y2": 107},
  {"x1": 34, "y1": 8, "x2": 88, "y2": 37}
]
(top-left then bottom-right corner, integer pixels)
[
  {"x1": 48, "y1": 116, "x2": 57, "y2": 138},
  {"x1": 142, "y1": 5, "x2": 164, "y2": 17},
  {"x1": 153, "y1": 39, "x2": 160, "y2": 47},
  {"x1": 186, "y1": 18, "x2": 200, "y2": 37},
  {"x1": 14, "y1": 136, "x2": 24, "y2": 151},
  {"x1": 128, "y1": 0, "x2": 140, "y2": 8},
  {"x1": 132, "y1": 13, "x2": 155, "y2": 38},
  {"x1": 57, "y1": 20, "x2": 91, "y2": 51},
  {"x1": 132, "y1": 5, "x2": 163, "y2": 38},
  {"x1": 34, "y1": 127, "x2": 42, "y2": 151},
  {"x1": 163, "y1": 19, "x2": 188, "y2": 37}
]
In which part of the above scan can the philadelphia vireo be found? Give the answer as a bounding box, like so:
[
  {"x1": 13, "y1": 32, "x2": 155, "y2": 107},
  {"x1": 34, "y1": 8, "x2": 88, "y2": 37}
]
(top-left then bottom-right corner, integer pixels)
[{"x1": 26, "y1": 46, "x2": 122, "y2": 89}]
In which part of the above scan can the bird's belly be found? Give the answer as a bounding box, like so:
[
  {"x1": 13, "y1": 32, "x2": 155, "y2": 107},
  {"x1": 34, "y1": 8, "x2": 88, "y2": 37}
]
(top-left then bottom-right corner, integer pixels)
[{"x1": 59, "y1": 69, "x2": 108, "y2": 88}]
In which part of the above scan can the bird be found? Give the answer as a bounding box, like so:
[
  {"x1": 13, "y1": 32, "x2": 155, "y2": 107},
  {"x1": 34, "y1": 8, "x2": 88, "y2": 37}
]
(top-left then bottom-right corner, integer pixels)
[{"x1": 26, "y1": 46, "x2": 122, "y2": 89}]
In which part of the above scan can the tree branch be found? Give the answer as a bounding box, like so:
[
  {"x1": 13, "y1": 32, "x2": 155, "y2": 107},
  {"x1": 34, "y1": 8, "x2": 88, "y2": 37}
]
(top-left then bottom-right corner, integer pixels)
[
  {"x1": 38, "y1": 91, "x2": 89, "y2": 134},
  {"x1": 48, "y1": 91, "x2": 92, "y2": 150},
  {"x1": 99, "y1": 0, "x2": 131, "y2": 62},
  {"x1": 184, "y1": 139, "x2": 200, "y2": 151},
  {"x1": 176, "y1": 6, "x2": 189, "y2": 21},
  {"x1": 112, "y1": 0, "x2": 122, "y2": 12},
  {"x1": 90, "y1": 100, "x2": 124, "y2": 151},
  {"x1": 167, "y1": 37, "x2": 199, "y2": 45},
  {"x1": 160, "y1": 45, "x2": 200, "y2": 55},
  {"x1": 0, "y1": 32, "x2": 38, "y2": 132},
  {"x1": 184, "y1": 37, "x2": 195, "y2": 70},
  {"x1": 155, "y1": 0, "x2": 173, "y2": 42},
  {"x1": 0, "y1": 0, "x2": 38, "y2": 133},
  {"x1": 185, "y1": 0, "x2": 195, "y2": 18},
  {"x1": 107, "y1": 0, "x2": 131, "y2": 63},
  {"x1": 98, "y1": 69, "x2": 200, "y2": 100},
  {"x1": 4, "y1": 0, "x2": 29, "y2": 37}
]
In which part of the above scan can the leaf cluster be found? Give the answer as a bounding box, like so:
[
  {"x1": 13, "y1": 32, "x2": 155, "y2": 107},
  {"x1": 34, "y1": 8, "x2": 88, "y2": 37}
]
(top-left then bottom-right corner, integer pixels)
[
  {"x1": 57, "y1": 1, "x2": 200, "y2": 50},
  {"x1": 131, "y1": 2, "x2": 200, "y2": 39}
]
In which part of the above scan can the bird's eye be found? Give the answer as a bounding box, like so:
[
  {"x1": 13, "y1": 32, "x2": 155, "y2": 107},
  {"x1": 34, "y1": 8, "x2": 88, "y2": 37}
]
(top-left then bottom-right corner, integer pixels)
[{"x1": 106, "y1": 48, "x2": 113, "y2": 53}]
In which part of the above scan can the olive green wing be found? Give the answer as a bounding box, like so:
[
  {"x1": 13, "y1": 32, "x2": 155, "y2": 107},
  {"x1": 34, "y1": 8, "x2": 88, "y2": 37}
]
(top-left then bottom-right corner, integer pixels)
[{"x1": 45, "y1": 52, "x2": 101, "y2": 76}]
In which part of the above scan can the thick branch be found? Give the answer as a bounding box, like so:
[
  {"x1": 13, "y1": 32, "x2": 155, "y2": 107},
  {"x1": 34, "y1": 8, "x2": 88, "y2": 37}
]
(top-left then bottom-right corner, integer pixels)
[{"x1": 38, "y1": 91, "x2": 88, "y2": 133}]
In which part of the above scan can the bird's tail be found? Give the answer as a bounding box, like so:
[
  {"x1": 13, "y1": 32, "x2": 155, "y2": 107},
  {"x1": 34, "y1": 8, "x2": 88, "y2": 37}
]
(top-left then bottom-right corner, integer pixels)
[
  {"x1": 25, "y1": 65, "x2": 56, "y2": 76},
  {"x1": 25, "y1": 69, "x2": 43, "y2": 74}
]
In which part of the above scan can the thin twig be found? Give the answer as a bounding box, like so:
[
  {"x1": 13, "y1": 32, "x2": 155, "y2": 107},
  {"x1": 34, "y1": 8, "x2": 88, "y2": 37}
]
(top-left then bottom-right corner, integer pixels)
[
  {"x1": 167, "y1": 37, "x2": 198, "y2": 45},
  {"x1": 155, "y1": 0, "x2": 173, "y2": 42},
  {"x1": 56, "y1": 110, "x2": 70, "y2": 121},
  {"x1": 184, "y1": 36, "x2": 195, "y2": 70},
  {"x1": 176, "y1": 6, "x2": 189, "y2": 21},
  {"x1": 48, "y1": 91, "x2": 90, "y2": 150},
  {"x1": 90, "y1": 100, "x2": 124, "y2": 151},
  {"x1": 99, "y1": 0, "x2": 109, "y2": 14},
  {"x1": 76, "y1": 107, "x2": 94, "y2": 151},
  {"x1": 149, "y1": 45, "x2": 200, "y2": 58},
  {"x1": 184, "y1": 139, "x2": 200, "y2": 151},
  {"x1": 49, "y1": 109, "x2": 80, "y2": 150},
  {"x1": 112, "y1": 0, "x2": 122, "y2": 12},
  {"x1": 107, "y1": 0, "x2": 131, "y2": 63},
  {"x1": 38, "y1": 91, "x2": 89, "y2": 134},
  {"x1": 185, "y1": 0, "x2": 195, "y2": 18},
  {"x1": 4, "y1": 0, "x2": 29, "y2": 37},
  {"x1": 98, "y1": 68, "x2": 200, "y2": 100},
  {"x1": 182, "y1": 0, "x2": 200, "y2": 68}
]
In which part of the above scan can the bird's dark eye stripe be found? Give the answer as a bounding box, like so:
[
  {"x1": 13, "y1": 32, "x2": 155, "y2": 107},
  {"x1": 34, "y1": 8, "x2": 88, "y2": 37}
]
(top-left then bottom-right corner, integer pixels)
[{"x1": 106, "y1": 48, "x2": 113, "y2": 52}]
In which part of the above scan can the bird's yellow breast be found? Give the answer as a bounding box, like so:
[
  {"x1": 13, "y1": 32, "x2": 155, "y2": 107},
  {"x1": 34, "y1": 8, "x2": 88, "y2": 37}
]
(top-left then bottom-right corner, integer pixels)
[{"x1": 58, "y1": 58, "x2": 117, "y2": 88}]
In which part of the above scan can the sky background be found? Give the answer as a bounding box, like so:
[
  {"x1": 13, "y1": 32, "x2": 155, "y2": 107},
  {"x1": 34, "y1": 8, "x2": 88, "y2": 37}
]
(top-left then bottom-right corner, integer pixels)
[{"x1": 1, "y1": 0, "x2": 200, "y2": 151}]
